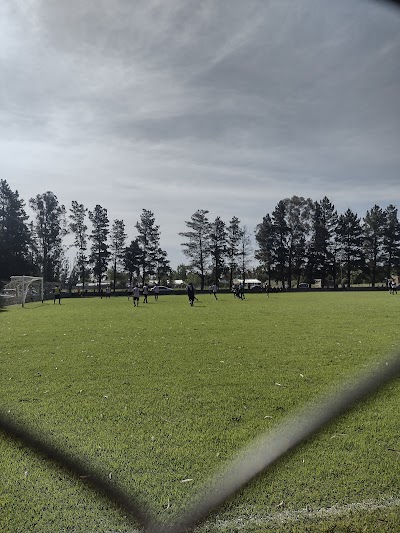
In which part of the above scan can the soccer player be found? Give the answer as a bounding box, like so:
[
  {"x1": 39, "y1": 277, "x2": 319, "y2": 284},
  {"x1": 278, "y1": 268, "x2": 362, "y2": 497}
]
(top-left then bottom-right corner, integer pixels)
[
  {"x1": 212, "y1": 283, "x2": 218, "y2": 300},
  {"x1": 133, "y1": 284, "x2": 140, "y2": 307},
  {"x1": 153, "y1": 284, "x2": 159, "y2": 301},
  {"x1": 127, "y1": 283, "x2": 133, "y2": 300},
  {"x1": 53, "y1": 285, "x2": 61, "y2": 305},
  {"x1": 239, "y1": 282, "x2": 245, "y2": 300},
  {"x1": 186, "y1": 282, "x2": 196, "y2": 306},
  {"x1": 143, "y1": 284, "x2": 149, "y2": 303}
]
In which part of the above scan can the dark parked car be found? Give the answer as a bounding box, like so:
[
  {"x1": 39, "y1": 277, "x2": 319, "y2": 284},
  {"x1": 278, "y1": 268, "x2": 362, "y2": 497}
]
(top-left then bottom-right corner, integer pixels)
[
  {"x1": 149, "y1": 285, "x2": 173, "y2": 294},
  {"x1": 249, "y1": 285, "x2": 263, "y2": 292}
]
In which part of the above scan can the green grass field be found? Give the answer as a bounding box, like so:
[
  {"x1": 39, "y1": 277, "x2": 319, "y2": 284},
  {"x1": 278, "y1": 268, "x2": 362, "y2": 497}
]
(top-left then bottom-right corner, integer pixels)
[{"x1": 1, "y1": 291, "x2": 399, "y2": 532}]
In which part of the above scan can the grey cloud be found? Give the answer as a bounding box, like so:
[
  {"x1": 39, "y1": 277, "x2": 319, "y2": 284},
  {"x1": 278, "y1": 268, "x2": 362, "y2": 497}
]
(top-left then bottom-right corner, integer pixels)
[{"x1": 1, "y1": 0, "x2": 399, "y2": 268}]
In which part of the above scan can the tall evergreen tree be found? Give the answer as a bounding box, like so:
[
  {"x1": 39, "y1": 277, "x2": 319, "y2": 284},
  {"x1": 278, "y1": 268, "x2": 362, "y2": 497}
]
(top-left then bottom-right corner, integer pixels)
[
  {"x1": 238, "y1": 225, "x2": 252, "y2": 284},
  {"x1": 285, "y1": 196, "x2": 313, "y2": 288},
  {"x1": 382, "y1": 204, "x2": 400, "y2": 279},
  {"x1": 154, "y1": 247, "x2": 170, "y2": 285},
  {"x1": 110, "y1": 219, "x2": 127, "y2": 293},
  {"x1": 209, "y1": 216, "x2": 227, "y2": 287},
  {"x1": 179, "y1": 209, "x2": 211, "y2": 290},
  {"x1": 29, "y1": 191, "x2": 67, "y2": 282},
  {"x1": 135, "y1": 209, "x2": 160, "y2": 284},
  {"x1": 336, "y1": 209, "x2": 364, "y2": 287},
  {"x1": 307, "y1": 197, "x2": 338, "y2": 287},
  {"x1": 362, "y1": 205, "x2": 386, "y2": 286},
  {"x1": 226, "y1": 216, "x2": 243, "y2": 289},
  {"x1": 69, "y1": 201, "x2": 88, "y2": 290},
  {"x1": 124, "y1": 238, "x2": 142, "y2": 285},
  {"x1": 271, "y1": 200, "x2": 289, "y2": 287},
  {"x1": 0, "y1": 179, "x2": 32, "y2": 280},
  {"x1": 88, "y1": 205, "x2": 110, "y2": 292},
  {"x1": 255, "y1": 214, "x2": 276, "y2": 288}
]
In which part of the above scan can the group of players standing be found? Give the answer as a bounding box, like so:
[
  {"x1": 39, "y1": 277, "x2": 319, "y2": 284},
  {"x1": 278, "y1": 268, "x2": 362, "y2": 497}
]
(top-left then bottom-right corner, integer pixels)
[{"x1": 128, "y1": 283, "x2": 159, "y2": 306}]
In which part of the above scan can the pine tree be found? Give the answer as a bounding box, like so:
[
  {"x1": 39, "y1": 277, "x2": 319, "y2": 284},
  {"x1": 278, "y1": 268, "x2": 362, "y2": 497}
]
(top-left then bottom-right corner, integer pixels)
[
  {"x1": 336, "y1": 209, "x2": 364, "y2": 287},
  {"x1": 255, "y1": 214, "x2": 275, "y2": 288},
  {"x1": 382, "y1": 205, "x2": 400, "y2": 279},
  {"x1": 308, "y1": 197, "x2": 338, "y2": 287},
  {"x1": 110, "y1": 219, "x2": 127, "y2": 293},
  {"x1": 69, "y1": 201, "x2": 88, "y2": 290},
  {"x1": 362, "y1": 205, "x2": 386, "y2": 286},
  {"x1": 238, "y1": 225, "x2": 252, "y2": 285},
  {"x1": 135, "y1": 209, "x2": 160, "y2": 284},
  {"x1": 29, "y1": 191, "x2": 67, "y2": 282},
  {"x1": 285, "y1": 196, "x2": 313, "y2": 288},
  {"x1": 226, "y1": 216, "x2": 243, "y2": 289},
  {"x1": 209, "y1": 216, "x2": 227, "y2": 287},
  {"x1": 88, "y1": 205, "x2": 110, "y2": 292},
  {"x1": 179, "y1": 209, "x2": 211, "y2": 290},
  {"x1": 124, "y1": 239, "x2": 142, "y2": 285},
  {"x1": 0, "y1": 179, "x2": 32, "y2": 280},
  {"x1": 154, "y1": 248, "x2": 170, "y2": 285},
  {"x1": 271, "y1": 200, "x2": 289, "y2": 287}
]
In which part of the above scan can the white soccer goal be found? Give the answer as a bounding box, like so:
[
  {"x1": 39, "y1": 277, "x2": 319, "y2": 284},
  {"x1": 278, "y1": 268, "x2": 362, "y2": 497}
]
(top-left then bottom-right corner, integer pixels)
[{"x1": 1, "y1": 276, "x2": 44, "y2": 307}]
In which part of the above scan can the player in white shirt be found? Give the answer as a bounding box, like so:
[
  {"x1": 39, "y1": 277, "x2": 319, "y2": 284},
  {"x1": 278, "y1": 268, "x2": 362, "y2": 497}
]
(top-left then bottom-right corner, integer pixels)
[{"x1": 133, "y1": 284, "x2": 140, "y2": 306}]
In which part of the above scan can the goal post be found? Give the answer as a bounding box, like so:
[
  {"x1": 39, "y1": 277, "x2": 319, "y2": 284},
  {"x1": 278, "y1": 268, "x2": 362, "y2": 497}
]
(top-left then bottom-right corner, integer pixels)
[{"x1": 1, "y1": 276, "x2": 44, "y2": 307}]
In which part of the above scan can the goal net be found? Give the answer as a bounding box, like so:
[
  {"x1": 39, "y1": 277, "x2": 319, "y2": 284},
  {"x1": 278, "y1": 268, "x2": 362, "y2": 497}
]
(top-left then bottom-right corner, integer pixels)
[{"x1": 1, "y1": 276, "x2": 44, "y2": 307}]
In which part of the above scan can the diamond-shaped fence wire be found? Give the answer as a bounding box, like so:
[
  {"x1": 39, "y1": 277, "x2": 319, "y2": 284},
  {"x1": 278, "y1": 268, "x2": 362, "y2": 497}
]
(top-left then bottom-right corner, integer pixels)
[
  {"x1": 1, "y1": 353, "x2": 399, "y2": 532},
  {"x1": 1, "y1": 3, "x2": 399, "y2": 530}
]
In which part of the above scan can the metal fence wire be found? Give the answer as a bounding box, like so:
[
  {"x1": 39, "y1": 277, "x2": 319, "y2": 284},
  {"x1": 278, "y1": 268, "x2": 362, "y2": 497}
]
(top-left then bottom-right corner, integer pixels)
[
  {"x1": 1, "y1": 1, "x2": 400, "y2": 527},
  {"x1": 1, "y1": 352, "x2": 399, "y2": 532}
]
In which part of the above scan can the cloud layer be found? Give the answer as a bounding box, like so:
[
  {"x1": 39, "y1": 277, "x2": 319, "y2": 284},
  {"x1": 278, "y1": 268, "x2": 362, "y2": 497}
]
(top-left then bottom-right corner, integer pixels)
[{"x1": 1, "y1": 0, "x2": 399, "y2": 266}]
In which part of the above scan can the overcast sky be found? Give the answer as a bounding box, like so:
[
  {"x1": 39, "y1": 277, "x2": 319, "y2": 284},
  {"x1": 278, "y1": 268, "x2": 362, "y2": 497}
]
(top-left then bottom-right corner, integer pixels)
[{"x1": 1, "y1": 0, "x2": 399, "y2": 268}]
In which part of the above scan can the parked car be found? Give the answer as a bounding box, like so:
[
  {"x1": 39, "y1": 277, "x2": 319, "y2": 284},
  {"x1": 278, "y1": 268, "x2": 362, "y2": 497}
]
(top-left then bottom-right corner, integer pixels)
[
  {"x1": 249, "y1": 285, "x2": 263, "y2": 292},
  {"x1": 149, "y1": 285, "x2": 173, "y2": 294},
  {"x1": 298, "y1": 283, "x2": 309, "y2": 288}
]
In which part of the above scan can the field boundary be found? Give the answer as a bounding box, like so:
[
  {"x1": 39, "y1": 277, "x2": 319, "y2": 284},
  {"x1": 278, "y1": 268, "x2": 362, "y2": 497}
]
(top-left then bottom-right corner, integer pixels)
[{"x1": 203, "y1": 497, "x2": 400, "y2": 530}]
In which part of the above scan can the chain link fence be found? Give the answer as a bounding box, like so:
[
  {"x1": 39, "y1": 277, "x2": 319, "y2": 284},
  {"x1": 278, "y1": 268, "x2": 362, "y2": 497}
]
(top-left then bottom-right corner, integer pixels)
[{"x1": 1, "y1": 352, "x2": 399, "y2": 532}]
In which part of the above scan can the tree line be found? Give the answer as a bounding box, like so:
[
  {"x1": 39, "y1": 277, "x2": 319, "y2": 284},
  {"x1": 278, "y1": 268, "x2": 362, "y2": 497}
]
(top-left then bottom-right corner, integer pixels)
[
  {"x1": 255, "y1": 196, "x2": 400, "y2": 288},
  {"x1": 1, "y1": 179, "x2": 399, "y2": 289},
  {"x1": 0, "y1": 181, "x2": 169, "y2": 291}
]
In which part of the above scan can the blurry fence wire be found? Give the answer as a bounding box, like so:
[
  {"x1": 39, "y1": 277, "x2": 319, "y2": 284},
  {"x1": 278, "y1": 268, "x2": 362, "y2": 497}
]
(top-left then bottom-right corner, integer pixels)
[
  {"x1": 0, "y1": 352, "x2": 399, "y2": 532},
  {"x1": 1, "y1": 0, "x2": 400, "y2": 527}
]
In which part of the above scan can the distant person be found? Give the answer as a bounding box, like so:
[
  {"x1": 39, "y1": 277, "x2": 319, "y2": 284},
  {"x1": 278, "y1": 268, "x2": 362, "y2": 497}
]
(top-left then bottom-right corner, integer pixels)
[
  {"x1": 153, "y1": 284, "x2": 159, "y2": 301},
  {"x1": 53, "y1": 285, "x2": 61, "y2": 305},
  {"x1": 239, "y1": 282, "x2": 245, "y2": 300},
  {"x1": 105, "y1": 286, "x2": 111, "y2": 298},
  {"x1": 133, "y1": 284, "x2": 140, "y2": 307},
  {"x1": 186, "y1": 282, "x2": 196, "y2": 306},
  {"x1": 211, "y1": 284, "x2": 218, "y2": 300},
  {"x1": 143, "y1": 283, "x2": 149, "y2": 303},
  {"x1": 127, "y1": 283, "x2": 133, "y2": 300}
]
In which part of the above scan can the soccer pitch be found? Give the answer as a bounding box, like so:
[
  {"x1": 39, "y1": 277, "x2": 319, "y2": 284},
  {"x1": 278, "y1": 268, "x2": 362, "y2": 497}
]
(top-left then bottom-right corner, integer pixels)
[{"x1": 1, "y1": 292, "x2": 399, "y2": 532}]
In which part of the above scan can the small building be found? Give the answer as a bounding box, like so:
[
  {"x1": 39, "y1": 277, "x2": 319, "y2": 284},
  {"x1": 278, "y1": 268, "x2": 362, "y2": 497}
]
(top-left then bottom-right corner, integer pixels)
[
  {"x1": 233, "y1": 278, "x2": 262, "y2": 289},
  {"x1": 171, "y1": 279, "x2": 185, "y2": 287},
  {"x1": 76, "y1": 282, "x2": 109, "y2": 291}
]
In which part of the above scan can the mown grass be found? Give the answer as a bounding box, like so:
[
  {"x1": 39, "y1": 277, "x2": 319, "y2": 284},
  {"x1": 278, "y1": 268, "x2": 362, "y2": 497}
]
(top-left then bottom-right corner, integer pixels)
[{"x1": 0, "y1": 291, "x2": 399, "y2": 532}]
